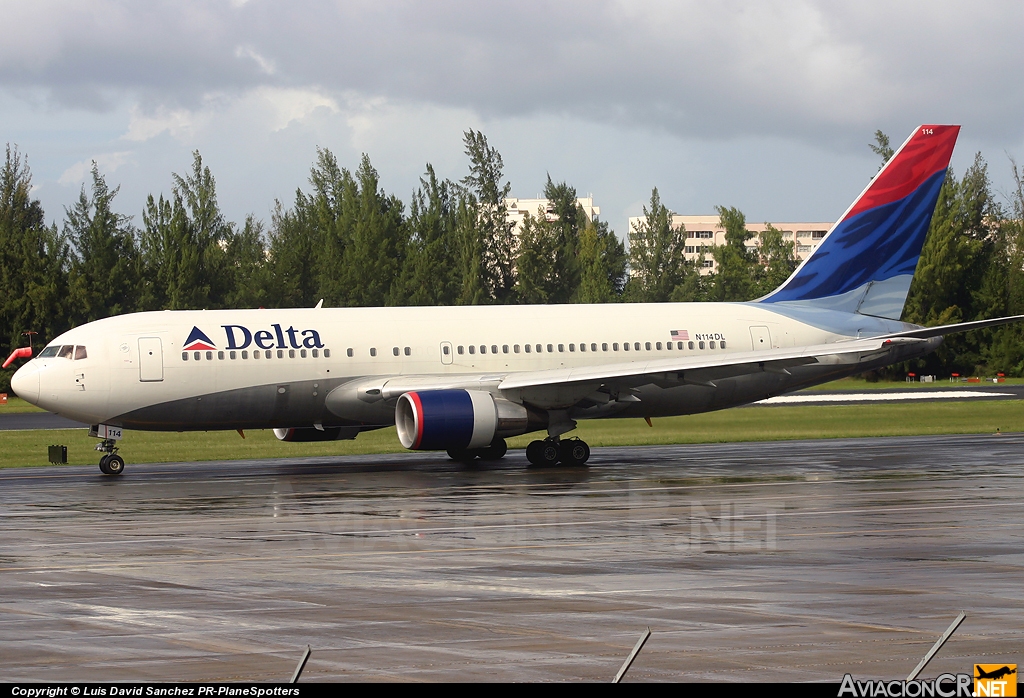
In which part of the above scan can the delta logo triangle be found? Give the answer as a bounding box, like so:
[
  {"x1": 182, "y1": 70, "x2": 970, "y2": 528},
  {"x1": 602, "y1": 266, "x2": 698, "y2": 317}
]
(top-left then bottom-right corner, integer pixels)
[{"x1": 183, "y1": 326, "x2": 216, "y2": 351}]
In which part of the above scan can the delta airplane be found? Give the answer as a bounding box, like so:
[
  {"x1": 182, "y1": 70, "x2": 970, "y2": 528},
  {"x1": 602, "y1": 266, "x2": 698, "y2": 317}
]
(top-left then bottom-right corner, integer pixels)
[{"x1": 8, "y1": 125, "x2": 1023, "y2": 475}]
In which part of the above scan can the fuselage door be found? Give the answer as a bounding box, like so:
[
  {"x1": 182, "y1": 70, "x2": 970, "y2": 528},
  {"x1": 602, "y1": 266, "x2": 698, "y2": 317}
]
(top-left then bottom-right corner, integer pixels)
[
  {"x1": 138, "y1": 337, "x2": 164, "y2": 382},
  {"x1": 440, "y1": 341, "x2": 453, "y2": 366},
  {"x1": 749, "y1": 326, "x2": 772, "y2": 351}
]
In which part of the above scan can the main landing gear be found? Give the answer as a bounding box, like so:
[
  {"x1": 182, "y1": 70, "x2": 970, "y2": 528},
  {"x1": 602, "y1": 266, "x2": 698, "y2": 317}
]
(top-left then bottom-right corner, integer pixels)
[
  {"x1": 96, "y1": 438, "x2": 125, "y2": 476},
  {"x1": 447, "y1": 438, "x2": 508, "y2": 463},
  {"x1": 526, "y1": 438, "x2": 590, "y2": 467}
]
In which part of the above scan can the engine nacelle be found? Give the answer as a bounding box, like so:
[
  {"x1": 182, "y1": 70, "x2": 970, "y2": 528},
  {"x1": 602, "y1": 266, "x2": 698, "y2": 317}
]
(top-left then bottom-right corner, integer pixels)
[
  {"x1": 274, "y1": 426, "x2": 360, "y2": 442},
  {"x1": 395, "y1": 389, "x2": 529, "y2": 450}
]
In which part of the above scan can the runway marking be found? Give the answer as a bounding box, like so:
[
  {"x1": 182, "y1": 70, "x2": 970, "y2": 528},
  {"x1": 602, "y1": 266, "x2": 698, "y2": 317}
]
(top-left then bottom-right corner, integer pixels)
[{"x1": 757, "y1": 391, "x2": 1011, "y2": 404}]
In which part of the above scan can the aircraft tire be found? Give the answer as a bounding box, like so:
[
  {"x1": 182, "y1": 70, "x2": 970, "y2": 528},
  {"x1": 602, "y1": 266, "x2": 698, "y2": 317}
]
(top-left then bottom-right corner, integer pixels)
[
  {"x1": 479, "y1": 438, "x2": 507, "y2": 460},
  {"x1": 105, "y1": 454, "x2": 125, "y2": 476},
  {"x1": 526, "y1": 440, "x2": 559, "y2": 467},
  {"x1": 446, "y1": 448, "x2": 476, "y2": 462},
  {"x1": 558, "y1": 439, "x2": 590, "y2": 467},
  {"x1": 98, "y1": 456, "x2": 111, "y2": 475}
]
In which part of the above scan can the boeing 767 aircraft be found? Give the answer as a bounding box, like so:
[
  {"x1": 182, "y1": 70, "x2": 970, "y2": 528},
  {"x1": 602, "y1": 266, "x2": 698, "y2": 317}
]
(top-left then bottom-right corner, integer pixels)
[{"x1": 9, "y1": 125, "x2": 1022, "y2": 474}]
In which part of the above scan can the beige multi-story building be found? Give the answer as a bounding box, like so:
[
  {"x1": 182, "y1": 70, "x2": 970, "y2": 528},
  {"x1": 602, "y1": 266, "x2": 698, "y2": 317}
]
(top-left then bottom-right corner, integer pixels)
[
  {"x1": 627, "y1": 214, "x2": 833, "y2": 274},
  {"x1": 505, "y1": 196, "x2": 600, "y2": 233}
]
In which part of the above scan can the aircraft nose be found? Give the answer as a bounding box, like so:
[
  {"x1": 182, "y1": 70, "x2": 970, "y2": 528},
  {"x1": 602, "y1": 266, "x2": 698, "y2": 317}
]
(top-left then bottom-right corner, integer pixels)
[{"x1": 10, "y1": 363, "x2": 40, "y2": 403}]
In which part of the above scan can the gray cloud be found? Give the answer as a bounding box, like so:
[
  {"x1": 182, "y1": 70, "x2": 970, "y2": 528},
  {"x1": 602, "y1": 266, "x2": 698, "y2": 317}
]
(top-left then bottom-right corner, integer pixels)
[{"x1": 4, "y1": 1, "x2": 1024, "y2": 147}]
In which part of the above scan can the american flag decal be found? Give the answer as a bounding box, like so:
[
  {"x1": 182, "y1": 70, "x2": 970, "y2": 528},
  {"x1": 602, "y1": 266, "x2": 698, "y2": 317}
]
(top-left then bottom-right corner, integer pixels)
[{"x1": 670, "y1": 330, "x2": 689, "y2": 341}]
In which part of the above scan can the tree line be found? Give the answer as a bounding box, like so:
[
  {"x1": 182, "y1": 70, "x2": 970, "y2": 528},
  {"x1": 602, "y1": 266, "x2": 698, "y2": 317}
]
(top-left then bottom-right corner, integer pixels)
[{"x1": 2, "y1": 130, "x2": 1023, "y2": 392}]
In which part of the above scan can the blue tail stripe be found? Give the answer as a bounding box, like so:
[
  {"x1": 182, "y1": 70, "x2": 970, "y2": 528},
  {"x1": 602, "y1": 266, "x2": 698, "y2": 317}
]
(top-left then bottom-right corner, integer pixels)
[{"x1": 764, "y1": 169, "x2": 947, "y2": 303}]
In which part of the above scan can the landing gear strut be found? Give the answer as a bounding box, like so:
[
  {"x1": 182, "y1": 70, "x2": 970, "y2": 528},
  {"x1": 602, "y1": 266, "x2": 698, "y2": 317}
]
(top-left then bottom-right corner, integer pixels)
[
  {"x1": 526, "y1": 437, "x2": 590, "y2": 467},
  {"x1": 96, "y1": 439, "x2": 124, "y2": 476}
]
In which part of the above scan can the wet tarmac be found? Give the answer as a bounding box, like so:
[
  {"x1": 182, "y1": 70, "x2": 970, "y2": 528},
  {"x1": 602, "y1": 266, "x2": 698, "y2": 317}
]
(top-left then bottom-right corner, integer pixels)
[{"x1": 1, "y1": 434, "x2": 1022, "y2": 682}]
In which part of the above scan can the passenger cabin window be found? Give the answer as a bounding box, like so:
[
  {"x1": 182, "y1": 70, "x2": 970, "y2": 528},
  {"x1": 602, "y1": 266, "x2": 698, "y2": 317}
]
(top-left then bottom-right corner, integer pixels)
[
  {"x1": 709, "y1": 341, "x2": 716, "y2": 349},
  {"x1": 74, "y1": 346, "x2": 88, "y2": 360},
  {"x1": 218, "y1": 351, "x2": 225, "y2": 360},
  {"x1": 442, "y1": 345, "x2": 450, "y2": 355},
  {"x1": 290, "y1": 349, "x2": 296, "y2": 358},
  {"x1": 720, "y1": 341, "x2": 727, "y2": 349},
  {"x1": 347, "y1": 348, "x2": 353, "y2": 357},
  {"x1": 469, "y1": 346, "x2": 475, "y2": 355},
  {"x1": 546, "y1": 344, "x2": 553, "y2": 353},
  {"x1": 524, "y1": 344, "x2": 531, "y2": 353},
  {"x1": 325, "y1": 349, "x2": 331, "y2": 358},
  {"x1": 491, "y1": 345, "x2": 497, "y2": 354},
  {"x1": 370, "y1": 348, "x2": 377, "y2": 357},
  {"x1": 645, "y1": 342, "x2": 652, "y2": 350},
  {"x1": 623, "y1": 343, "x2": 630, "y2": 351},
  {"x1": 312, "y1": 349, "x2": 319, "y2": 358},
  {"x1": 558, "y1": 344, "x2": 564, "y2": 352},
  {"x1": 301, "y1": 349, "x2": 307, "y2": 358},
  {"x1": 699, "y1": 341, "x2": 705, "y2": 349},
  {"x1": 404, "y1": 347, "x2": 410, "y2": 356},
  {"x1": 514, "y1": 345, "x2": 520, "y2": 353},
  {"x1": 502, "y1": 345, "x2": 509, "y2": 354},
  {"x1": 393, "y1": 347, "x2": 400, "y2": 356}
]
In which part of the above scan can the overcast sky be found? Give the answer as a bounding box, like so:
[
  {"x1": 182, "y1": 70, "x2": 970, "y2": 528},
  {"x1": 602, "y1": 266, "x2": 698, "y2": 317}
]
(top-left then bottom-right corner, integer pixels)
[{"x1": 4, "y1": 0, "x2": 1024, "y2": 237}]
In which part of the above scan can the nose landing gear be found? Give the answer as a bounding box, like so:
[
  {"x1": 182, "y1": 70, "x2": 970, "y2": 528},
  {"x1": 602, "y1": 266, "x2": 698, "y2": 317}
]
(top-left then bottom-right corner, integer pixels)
[{"x1": 96, "y1": 439, "x2": 124, "y2": 476}]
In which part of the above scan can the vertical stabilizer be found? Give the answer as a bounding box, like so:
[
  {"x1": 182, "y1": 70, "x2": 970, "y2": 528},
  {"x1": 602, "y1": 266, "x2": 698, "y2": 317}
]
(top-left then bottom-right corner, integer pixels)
[{"x1": 759, "y1": 125, "x2": 960, "y2": 319}]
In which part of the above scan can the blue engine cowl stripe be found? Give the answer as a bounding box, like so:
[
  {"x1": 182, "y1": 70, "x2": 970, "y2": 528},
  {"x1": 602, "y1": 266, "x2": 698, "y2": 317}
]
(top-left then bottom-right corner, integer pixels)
[{"x1": 412, "y1": 389, "x2": 475, "y2": 451}]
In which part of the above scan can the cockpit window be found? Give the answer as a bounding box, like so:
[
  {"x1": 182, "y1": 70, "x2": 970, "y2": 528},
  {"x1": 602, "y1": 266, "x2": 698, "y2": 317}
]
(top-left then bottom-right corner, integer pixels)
[
  {"x1": 57, "y1": 345, "x2": 74, "y2": 359},
  {"x1": 38, "y1": 345, "x2": 59, "y2": 358},
  {"x1": 74, "y1": 345, "x2": 87, "y2": 360}
]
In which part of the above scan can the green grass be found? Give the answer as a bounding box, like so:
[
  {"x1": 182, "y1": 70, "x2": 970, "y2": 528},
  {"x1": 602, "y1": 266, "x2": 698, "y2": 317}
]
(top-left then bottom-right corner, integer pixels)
[
  {"x1": 0, "y1": 396, "x2": 46, "y2": 413},
  {"x1": 802, "y1": 376, "x2": 1022, "y2": 391},
  {"x1": 3, "y1": 399, "x2": 1022, "y2": 469}
]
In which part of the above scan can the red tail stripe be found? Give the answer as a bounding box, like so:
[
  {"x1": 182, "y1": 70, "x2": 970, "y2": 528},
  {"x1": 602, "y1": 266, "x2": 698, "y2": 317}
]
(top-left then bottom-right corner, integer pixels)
[{"x1": 846, "y1": 125, "x2": 960, "y2": 219}]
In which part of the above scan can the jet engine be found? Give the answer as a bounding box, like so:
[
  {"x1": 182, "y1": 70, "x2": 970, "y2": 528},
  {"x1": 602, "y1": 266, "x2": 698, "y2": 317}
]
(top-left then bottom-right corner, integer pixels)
[
  {"x1": 395, "y1": 389, "x2": 530, "y2": 450},
  {"x1": 273, "y1": 426, "x2": 360, "y2": 442}
]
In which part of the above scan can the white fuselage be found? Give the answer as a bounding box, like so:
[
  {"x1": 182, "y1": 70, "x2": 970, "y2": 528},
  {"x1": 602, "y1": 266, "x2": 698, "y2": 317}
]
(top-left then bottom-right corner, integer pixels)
[{"x1": 11, "y1": 302, "x2": 922, "y2": 433}]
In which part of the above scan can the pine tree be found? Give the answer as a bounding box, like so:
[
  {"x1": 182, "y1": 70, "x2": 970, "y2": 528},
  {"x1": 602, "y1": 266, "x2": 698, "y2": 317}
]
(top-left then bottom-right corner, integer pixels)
[
  {"x1": 0, "y1": 145, "x2": 70, "y2": 390},
  {"x1": 708, "y1": 205, "x2": 758, "y2": 302},
  {"x1": 460, "y1": 130, "x2": 516, "y2": 303},
  {"x1": 401, "y1": 165, "x2": 462, "y2": 305},
  {"x1": 65, "y1": 163, "x2": 139, "y2": 323},
  {"x1": 625, "y1": 188, "x2": 691, "y2": 302}
]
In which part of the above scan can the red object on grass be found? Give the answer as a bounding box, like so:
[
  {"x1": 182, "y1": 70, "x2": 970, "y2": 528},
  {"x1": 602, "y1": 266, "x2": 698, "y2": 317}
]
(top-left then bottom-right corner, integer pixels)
[{"x1": 2, "y1": 346, "x2": 32, "y2": 369}]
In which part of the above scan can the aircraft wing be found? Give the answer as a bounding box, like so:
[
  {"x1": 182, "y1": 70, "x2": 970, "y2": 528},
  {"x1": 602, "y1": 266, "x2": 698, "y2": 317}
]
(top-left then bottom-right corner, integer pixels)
[{"x1": 362, "y1": 336, "x2": 920, "y2": 410}]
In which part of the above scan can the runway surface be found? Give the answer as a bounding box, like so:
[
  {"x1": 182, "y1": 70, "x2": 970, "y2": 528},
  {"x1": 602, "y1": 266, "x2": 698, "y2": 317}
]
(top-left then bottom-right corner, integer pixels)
[{"x1": 1, "y1": 434, "x2": 1022, "y2": 682}]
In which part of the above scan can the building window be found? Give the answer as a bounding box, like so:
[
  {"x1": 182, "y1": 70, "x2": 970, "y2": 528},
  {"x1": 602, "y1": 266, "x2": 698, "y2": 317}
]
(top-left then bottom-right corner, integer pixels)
[
  {"x1": 702, "y1": 259, "x2": 714, "y2": 268},
  {"x1": 812, "y1": 231, "x2": 826, "y2": 239}
]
